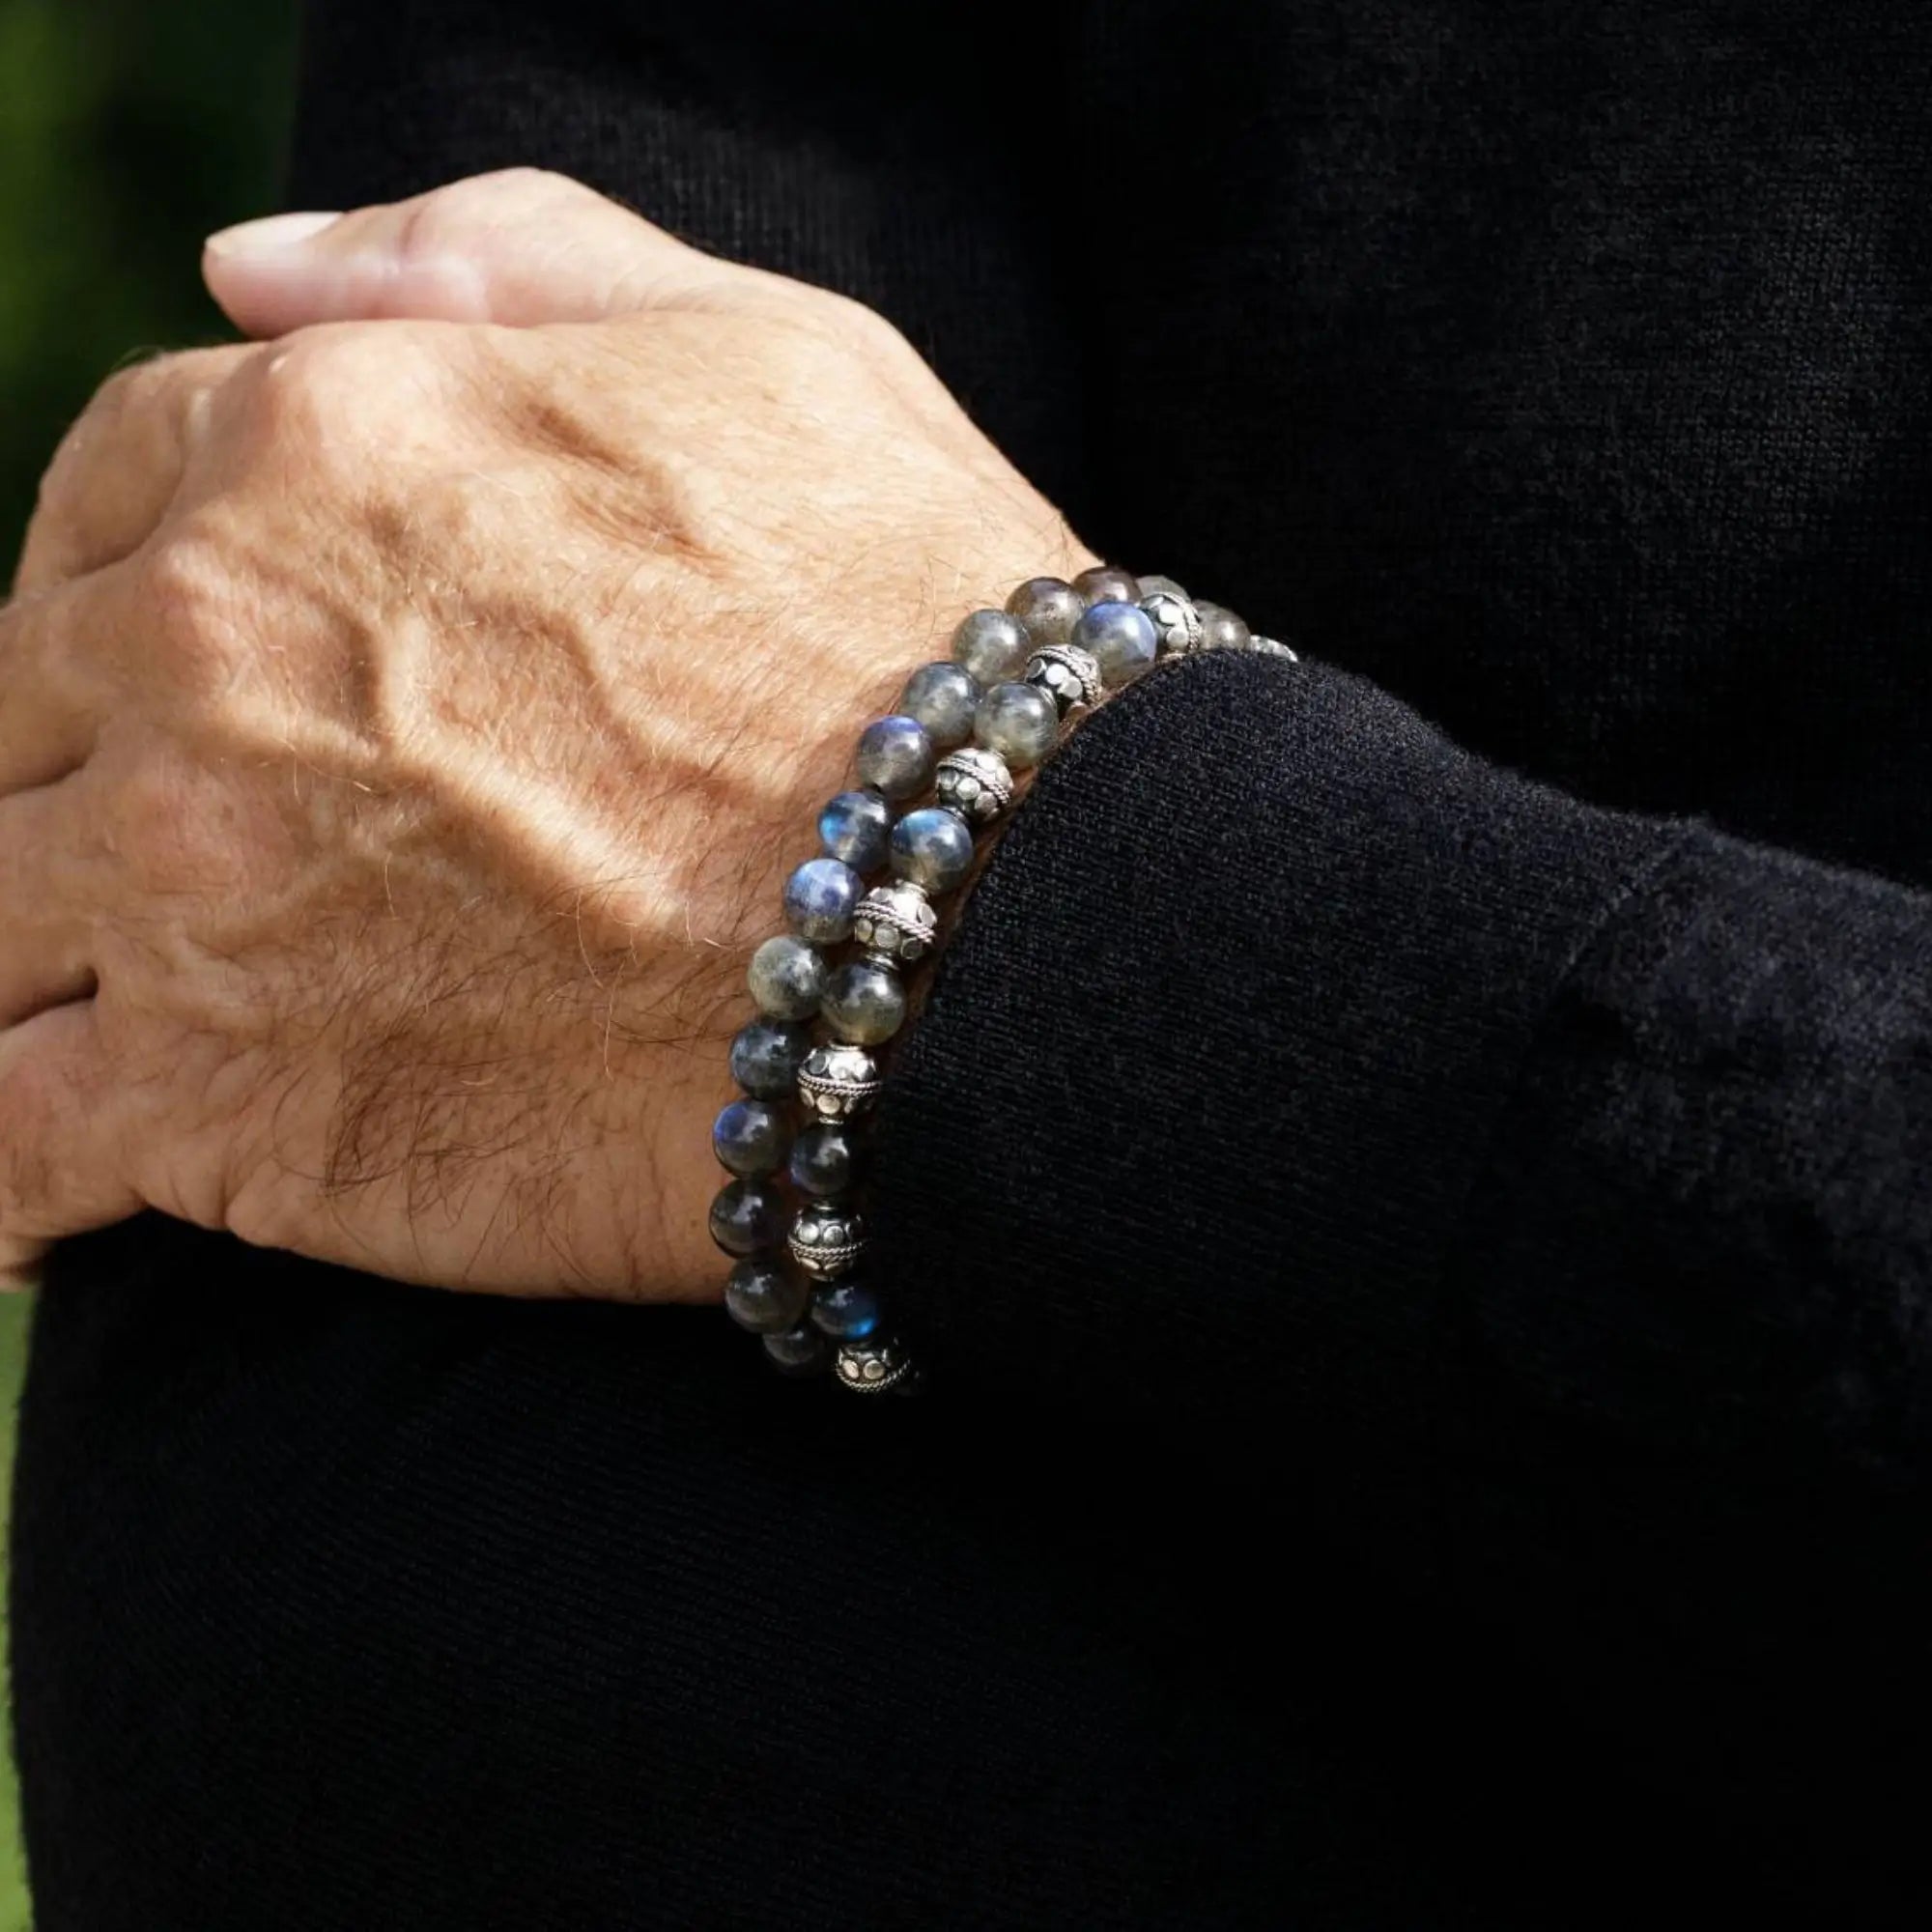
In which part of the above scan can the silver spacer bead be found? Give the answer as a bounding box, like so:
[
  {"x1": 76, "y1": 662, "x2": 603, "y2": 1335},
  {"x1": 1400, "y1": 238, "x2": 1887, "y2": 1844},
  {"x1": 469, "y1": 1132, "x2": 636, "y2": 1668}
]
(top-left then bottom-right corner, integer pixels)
[
  {"x1": 851, "y1": 878, "x2": 939, "y2": 966},
  {"x1": 1023, "y1": 643, "x2": 1103, "y2": 716},
  {"x1": 834, "y1": 1333, "x2": 921, "y2": 1395},
  {"x1": 797, "y1": 1039, "x2": 884, "y2": 1122},
  {"x1": 1140, "y1": 589, "x2": 1205, "y2": 658},
  {"x1": 1250, "y1": 635, "x2": 1299, "y2": 661},
  {"x1": 788, "y1": 1201, "x2": 868, "y2": 1278},
  {"x1": 932, "y1": 747, "x2": 1014, "y2": 828}
]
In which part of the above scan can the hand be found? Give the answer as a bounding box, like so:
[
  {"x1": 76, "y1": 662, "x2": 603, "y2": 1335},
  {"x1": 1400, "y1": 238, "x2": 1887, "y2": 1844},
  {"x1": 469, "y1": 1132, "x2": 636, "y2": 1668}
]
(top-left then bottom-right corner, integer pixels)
[{"x1": 2, "y1": 169, "x2": 1093, "y2": 1299}]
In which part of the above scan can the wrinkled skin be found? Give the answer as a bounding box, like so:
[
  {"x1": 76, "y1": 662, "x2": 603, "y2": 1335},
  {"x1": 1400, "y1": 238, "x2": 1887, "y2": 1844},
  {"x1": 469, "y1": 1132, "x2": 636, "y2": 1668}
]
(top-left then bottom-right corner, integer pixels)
[{"x1": 0, "y1": 170, "x2": 1093, "y2": 1299}]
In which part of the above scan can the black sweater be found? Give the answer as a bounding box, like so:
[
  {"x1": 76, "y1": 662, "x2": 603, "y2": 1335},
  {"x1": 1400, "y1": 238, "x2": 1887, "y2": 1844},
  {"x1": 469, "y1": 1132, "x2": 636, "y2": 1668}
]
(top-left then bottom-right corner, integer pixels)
[{"x1": 14, "y1": 2, "x2": 1932, "y2": 1924}]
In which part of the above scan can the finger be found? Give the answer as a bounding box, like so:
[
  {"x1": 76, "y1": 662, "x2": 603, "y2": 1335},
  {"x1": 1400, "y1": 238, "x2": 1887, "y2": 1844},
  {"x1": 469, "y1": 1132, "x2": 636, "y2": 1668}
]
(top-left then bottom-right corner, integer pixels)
[
  {"x1": 0, "y1": 1000, "x2": 141, "y2": 1289},
  {"x1": 0, "y1": 563, "x2": 128, "y2": 791},
  {"x1": 14, "y1": 346, "x2": 251, "y2": 598},
  {"x1": 0, "y1": 771, "x2": 104, "y2": 1029},
  {"x1": 203, "y1": 168, "x2": 754, "y2": 335}
]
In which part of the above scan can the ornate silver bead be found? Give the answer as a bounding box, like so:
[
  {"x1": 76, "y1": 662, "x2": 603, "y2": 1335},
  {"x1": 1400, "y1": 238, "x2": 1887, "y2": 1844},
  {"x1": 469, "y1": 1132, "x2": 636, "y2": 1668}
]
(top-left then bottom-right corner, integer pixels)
[
  {"x1": 796, "y1": 1039, "x2": 884, "y2": 1122},
  {"x1": 1251, "y1": 635, "x2": 1299, "y2": 661},
  {"x1": 851, "y1": 878, "x2": 939, "y2": 966},
  {"x1": 932, "y1": 747, "x2": 1013, "y2": 828},
  {"x1": 788, "y1": 1201, "x2": 868, "y2": 1278},
  {"x1": 1141, "y1": 589, "x2": 1205, "y2": 658},
  {"x1": 1023, "y1": 643, "x2": 1103, "y2": 716},
  {"x1": 834, "y1": 1333, "x2": 921, "y2": 1396}
]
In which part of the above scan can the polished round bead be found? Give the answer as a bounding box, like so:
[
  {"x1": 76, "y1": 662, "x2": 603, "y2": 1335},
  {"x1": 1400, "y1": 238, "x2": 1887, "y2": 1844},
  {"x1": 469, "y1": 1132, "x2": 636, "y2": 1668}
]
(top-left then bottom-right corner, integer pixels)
[
  {"x1": 711, "y1": 1098, "x2": 789, "y2": 1178},
  {"x1": 1024, "y1": 643, "x2": 1103, "y2": 716},
  {"x1": 724, "y1": 1258, "x2": 809, "y2": 1333},
  {"x1": 854, "y1": 714, "x2": 936, "y2": 801},
  {"x1": 817, "y1": 788, "x2": 893, "y2": 872},
  {"x1": 747, "y1": 933, "x2": 826, "y2": 1020},
  {"x1": 975, "y1": 680, "x2": 1060, "y2": 769},
  {"x1": 790, "y1": 1122, "x2": 864, "y2": 1199},
  {"x1": 729, "y1": 1018, "x2": 811, "y2": 1099},
  {"x1": 798, "y1": 1039, "x2": 885, "y2": 1122},
  {"x1": 834, "y1": 1334, "x2": 919, "y2": 1395},
  {"x1": 1071, "y1": 600, "x2": 1159, "y2": 687},
  {"x1": 1141, "y1": 588, "x2": 1204, "y2": 659},
  {"x1": 821, "y1": 959, "x2": 907, "y2": 1045},
  {"x1": 1004, "y1": 577, "x2": 1085, "y2": 648},
  {"x1": 789, "y1": 1201, "x2": 868, "y2": 1278},
  {"x1": 1196, "y1": 601, "x2": 1252, "y2": 651},
  {"x1": 1137, "y1": 573, "x2": 1189, "y2": 602},
  {"x1": 1252, "y1": 635, "x2": 1299, "y2": 660},
  {"x1": 889, "y1": 806, "x2": 976, "y2": 893},
  {"x1": 950, "y1": 608, "x2": 1031, "y2": 685},
  {"x1": 1072, "y1": 564, "x2": 1141, "y2": 609},
  {"x1": 898, "y1": 661, "x2": 980, "y2": 750},
  {"x1": 783, "y1": 856, "x2": 863, "y2": 944},
  {"x1": 851, "y1": 879, "x2": 939, "y2": 966},
  {"x1": 933, "y1": 747, "x2": 1014, "y2": 827},
  {"x1": 709, "y1": 1178, "x2": 786, "y2": 1257},
  {"x1": 810, "y1": 1279, "x2": 883, "y2": 1342},
  {"x1": 764, "y1": 1323, "x2": 831, "y2": 1377}
]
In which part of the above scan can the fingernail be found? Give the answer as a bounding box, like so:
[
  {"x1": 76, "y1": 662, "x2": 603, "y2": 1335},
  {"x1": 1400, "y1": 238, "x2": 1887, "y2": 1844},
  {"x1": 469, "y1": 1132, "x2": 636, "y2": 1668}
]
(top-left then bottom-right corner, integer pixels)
[{"x1": 205, "y1": 211, "x2": 343, "y2": 258}]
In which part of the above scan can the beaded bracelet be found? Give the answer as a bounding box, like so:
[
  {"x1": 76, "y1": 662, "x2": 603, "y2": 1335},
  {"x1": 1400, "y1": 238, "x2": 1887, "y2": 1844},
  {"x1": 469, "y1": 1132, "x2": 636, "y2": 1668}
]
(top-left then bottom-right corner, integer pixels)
[{"x1": 710, "y1": 566, "x2": 1295, "y2": 1392}]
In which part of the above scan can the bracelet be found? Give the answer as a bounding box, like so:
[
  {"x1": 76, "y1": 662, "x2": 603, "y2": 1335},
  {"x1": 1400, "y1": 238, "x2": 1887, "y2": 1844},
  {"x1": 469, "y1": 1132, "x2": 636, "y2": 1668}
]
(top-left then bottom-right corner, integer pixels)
[{"x1": 710, "y1": 566, "x2": 1295, "y2": 1392}]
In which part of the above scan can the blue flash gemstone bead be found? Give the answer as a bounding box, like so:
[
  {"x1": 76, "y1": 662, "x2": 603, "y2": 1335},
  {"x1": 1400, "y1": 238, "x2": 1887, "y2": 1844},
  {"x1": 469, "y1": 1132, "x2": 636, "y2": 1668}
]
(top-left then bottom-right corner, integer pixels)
[
  {"x1": 822, "y1": 959, "x2": 907, "y2": 1045},
  {"x1": 890, "y1": 806, "x2": 976, "y2": 894},
  {"x1": 855, "y1": 714, "x2": 936, "y2": 801},
  {"x1": 710, "y1": 1178, "x2": 786, "y2": 1257},
  {"x1": 810, "y1": 1279, "x2": 883, "y2": 1342},
  {"x1": 1071, "y1": 599, "x2": 1159, "y2": 687},
  {"x1": 1004, "y1": 577, "x2": 1085, "y2": 648},
  {"x1": 1196, "y1": 602, "x2": 1252, "y2": 652},
  {"x1": 764, "y1": 1323, "x2": 831, "y2": 1377},
  {"x1": 729, "y1": 1017, "x2": 811, "y2": 1099},
  {"x1": 747, "y1": 933, "x2": 826, "y2": 1021},
  {"x1": 783, "y1": 856, "x2": 863, "y2": 943},
  {"x1": 898, "y1": 662, "x2": 980, "y2": 751},
  {"x1": 951, "y1": 608, "x2": 1031, "y2": 684},
  {"x1": 1072, "y1": 564, "x2": 1141, "y2": 609},
  {"x1": 724, "y1": 1258, "x2": 809, "y2": 1333},
  {"x1": 817, "y1": 788, "x2": 893, "y2": 872},
  {"x1": 712, "y1": 1098, "x2": 789, "y2": 1177},
  {"x1": 975, "y1": 680, "x2": 1060, "y2": 769},
  {"x1": 790, "y1": 1122, "x2": 863, "y2": 1198}
]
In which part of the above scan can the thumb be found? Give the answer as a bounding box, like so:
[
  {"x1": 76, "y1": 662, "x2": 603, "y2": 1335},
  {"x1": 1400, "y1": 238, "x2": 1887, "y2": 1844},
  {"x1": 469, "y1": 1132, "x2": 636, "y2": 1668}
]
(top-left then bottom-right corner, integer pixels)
[{"x1": 203, "y1": 168, "x2": 741, "y2": 336}]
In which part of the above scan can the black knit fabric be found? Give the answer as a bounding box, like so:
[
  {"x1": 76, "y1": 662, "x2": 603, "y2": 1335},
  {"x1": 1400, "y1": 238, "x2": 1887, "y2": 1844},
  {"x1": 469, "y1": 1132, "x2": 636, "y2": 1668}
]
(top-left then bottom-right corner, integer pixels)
[{"x1": 13, "y1": 2, "x2": 1932, "y2": 1925}]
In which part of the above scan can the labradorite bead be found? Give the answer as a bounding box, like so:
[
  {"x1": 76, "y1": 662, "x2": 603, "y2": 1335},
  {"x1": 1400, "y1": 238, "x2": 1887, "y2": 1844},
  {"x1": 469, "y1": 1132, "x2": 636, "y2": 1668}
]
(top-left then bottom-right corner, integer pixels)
[
  {"x1": 855, "y1": 714, "x2": 936, "y2": 801},
  {"x1": 1071, "y1": 600, "x2": 1159, "y2": 686},
  {"x1": 975, "y1": 680, "x2": 1060, "y2": 769},
  {"x1": 889, "y1": 806, "x2": 976, "y2": 893},
  {"x1": 821, "y1": 959, "x2": 907, "y2": 1045},
  {"x1": 898, "y1": 661, "x2": 980, "y2": 750},
  {"x1": 1072, "y1": 564, "x2": 1141, "y2": 609},
  {"x1": 712, "y1": 1098, "x2": 789, "y2": 1178},
  {"x1": 729, "y1": 1017, "x2": 811, "y2": 1099},
  {"x1": 817, "y1": 788, "x2": 893, "y2": 872},
  {"x1": 1005, "y1": 577, "x2": 1085, "y2": 648},
  {"x1": 790, "y1": 1122, "x2": 863, "y2": 1198},
  {"x1": 724, "y1": 1258, "x2": 809, "y2": 1333},
  {"x1": 764, "y1": 1323, "x2": 831, "y2": 1376},
  {"x1": 783, "y1": 856, "x2": 863, "y2": 943},
  {"x1": 1196, "y1": 602, "x2": 1252, "y2": 651},
  {"x1": 951, "y1": 609, "x2": 1030, "y2": 685},
  {"x1": 810, "y1": 1279, "x2": 883, "y2": 1342},
  {"x1": 747, "y1": 933, "x2": 826, "y2": 1020},
  {"x1": 709, "y1": 1178, "x2": 786, "y2": 1257},
  {"x1": 1137, "y1": 573, "x2": 1189, "y2": 602}
]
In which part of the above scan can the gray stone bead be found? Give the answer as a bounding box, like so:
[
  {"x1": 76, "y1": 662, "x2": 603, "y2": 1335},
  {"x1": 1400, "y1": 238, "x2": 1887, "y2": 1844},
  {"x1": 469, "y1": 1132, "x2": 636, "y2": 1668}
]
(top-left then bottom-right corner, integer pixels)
[
  {"x1": 1072, "y1": 564, "x2": 1141, "y2": 609},
  {"x1": 1004, "y1": 577, "x2": 1085, "y2": 648},
  {"x1": 790, "y1": 1122, "x2": 864, "y2": 1198},
  {"x1": 1024, "y1": 643, "x2": 1103, "y2": 716},
  {"x1": 1141, "y1": 589, "x2": 1205, "y2": 659},
  {"x1": 764, "y1": 1322, "x2": 831, "y2": 1377},
  {"x1": 709, "y1": 1178, "x2": 786, "y2": 1257},
  {"x1": 1070, "y1": 600, "x2": 1159, "y2": 687},
  {"x1": 1196, "y1": 601, "x2": 1252, "y2": 651},
  {"x1": 724, "y1": 1257, "x2": 809, "y2": 1334},
  {"x1": 933, "y1": 747, "x2": 1014, "y2": 827},
  {"x1": 797, "y1": 1039, "x2": 885, "y2": 1122},
  {"x1": 898, "y1": 661, "x2": 980, "y2": 750},
  {"x1": 789, "y1": 1200, "x2": 867, "y2": 1278},
  {"x1": 817, "y1": 788, "x2": 893, "y2": 872},
  {"x1": 1137, "y1": 573, "x2": 1189, "y2": 602},
  {"x1": 851, "y1": 879, "x2": 939, "y2": 966},
  {"x1": 854, "y1": 714, "x2": 936, "y2": 801},
  {"x1": 783, "y1": 857, "x2": 863, "y2": 944},
  {"x1": 821, "y1": 959, "x2": 907, "y2": 1045},
  {"x1": 729, "y1": 1018, "x2": 811, "y2": 1099},
  {"x1": 712, "y1": 1098, "x2": 789, "y2": 1178},
  {"x1": 1252, "y1": 636, "x2": 1300, "y2": 661},
  {"x1": 950, "y1": 609, "x2": 1031, "y2": 685},
  {"x1": 975, "y1": 680, "x2": 1061, "y2": 769},
  {"x1": 889, "y1": 806, "x2": 976, "y2": 893},
  {"x1": 747, "y1": 933, "x2": 825, "y2": 1021},
  {"x1": 810, "y1": 1279, "x2": 883, "y2": 1341}
]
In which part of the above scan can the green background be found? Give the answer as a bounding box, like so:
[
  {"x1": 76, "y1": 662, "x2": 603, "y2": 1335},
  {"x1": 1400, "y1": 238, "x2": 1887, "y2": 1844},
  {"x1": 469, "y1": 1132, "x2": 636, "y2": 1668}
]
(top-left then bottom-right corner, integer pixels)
[{"x1": 0, "y1": 1, "x2": 301, "y2": 1918}]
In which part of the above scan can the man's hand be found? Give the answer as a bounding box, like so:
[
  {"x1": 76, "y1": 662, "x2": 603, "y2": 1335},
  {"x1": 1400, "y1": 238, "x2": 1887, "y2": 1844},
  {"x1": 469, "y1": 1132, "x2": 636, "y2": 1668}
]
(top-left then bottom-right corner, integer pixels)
[{"x1": 1, "y1": 169, "x2": 1092, "y2": 1299}]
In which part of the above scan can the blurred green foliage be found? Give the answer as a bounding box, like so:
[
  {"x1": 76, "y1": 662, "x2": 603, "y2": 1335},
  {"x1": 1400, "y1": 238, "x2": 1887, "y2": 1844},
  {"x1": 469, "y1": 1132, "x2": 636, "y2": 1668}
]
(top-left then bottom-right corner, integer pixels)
[{"x1": 0, "y1": 2, "x2": 300, "y2": 1918}]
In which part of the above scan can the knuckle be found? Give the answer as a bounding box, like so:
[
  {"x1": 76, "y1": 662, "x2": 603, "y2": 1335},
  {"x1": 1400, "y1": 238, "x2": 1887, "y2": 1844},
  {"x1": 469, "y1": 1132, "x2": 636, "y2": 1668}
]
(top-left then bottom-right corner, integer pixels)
[
  {"x1": 398, "y1": 167, "x2": 602, "y2": 260},
  {"x1": 243, "y1": 323, "x2": 451, "y2": 455},
  {"x1": 137, "y1": 529, "x2": 239, "y2": 687}
]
